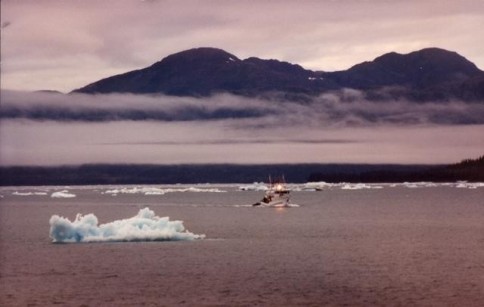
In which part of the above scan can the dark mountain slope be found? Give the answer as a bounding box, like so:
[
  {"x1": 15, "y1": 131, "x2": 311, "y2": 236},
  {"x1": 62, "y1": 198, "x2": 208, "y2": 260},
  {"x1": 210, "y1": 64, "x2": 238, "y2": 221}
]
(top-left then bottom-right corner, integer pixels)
[
  {"x1": 74, "y1": 47, "x2": 332, "y2": 96},
  {"x1": 326, "y1": 48, "x2": 484, "y2": 101},
  {"x1": 457, "y1": 74, "x2": 484, "y2": 101},
  {"x1": 329, "y1": 48, "x2": 481, "y2": 89},
  {"x1": 76, "y1": 48, "x2": 243, "y2": 95},
  {"x1": 73, "y1": 47, "x2": 484, "y2": 101}
]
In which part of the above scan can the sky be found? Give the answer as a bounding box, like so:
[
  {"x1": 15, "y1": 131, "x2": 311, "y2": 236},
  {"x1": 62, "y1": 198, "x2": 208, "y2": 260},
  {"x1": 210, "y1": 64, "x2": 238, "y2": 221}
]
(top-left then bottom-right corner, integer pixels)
[
  {"x1": 2, "y1": 0, "x2": 484, "y2": 92},
  {"x1": 1, "y1": 0, "x2": 483, "y2": 166}
]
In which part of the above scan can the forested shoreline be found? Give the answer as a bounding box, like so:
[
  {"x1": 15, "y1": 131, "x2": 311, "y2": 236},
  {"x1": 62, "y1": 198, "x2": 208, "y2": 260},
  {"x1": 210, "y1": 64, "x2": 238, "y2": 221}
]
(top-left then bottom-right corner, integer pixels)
[{"x1": 1, "y1": 156, "x2": 482, "y2": 186}]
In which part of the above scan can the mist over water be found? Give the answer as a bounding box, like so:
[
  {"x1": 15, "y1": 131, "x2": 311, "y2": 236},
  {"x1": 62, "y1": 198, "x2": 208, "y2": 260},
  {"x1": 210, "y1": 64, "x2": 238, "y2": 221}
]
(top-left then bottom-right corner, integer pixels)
[
  {"x1": 1, "y1": 90, "x2": 483, "y2": 165},
  {"x1": 2, "y1": 90, "x2": 484, "y2": 125}
]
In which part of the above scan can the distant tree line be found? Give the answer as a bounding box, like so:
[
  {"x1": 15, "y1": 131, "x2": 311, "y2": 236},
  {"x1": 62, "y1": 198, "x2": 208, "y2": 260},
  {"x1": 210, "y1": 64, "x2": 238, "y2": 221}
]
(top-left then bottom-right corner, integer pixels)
[
  {"x1": 0, "y1": 157, "x2": 482, "y2": 186},
  {"x1": 307, "y1": 155, "x2": 484, "y2": 183}
]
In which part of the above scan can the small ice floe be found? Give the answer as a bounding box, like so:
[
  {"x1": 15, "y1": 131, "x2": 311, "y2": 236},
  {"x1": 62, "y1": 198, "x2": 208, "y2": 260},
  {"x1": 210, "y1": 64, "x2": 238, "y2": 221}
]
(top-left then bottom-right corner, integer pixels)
[
  {"x1": 403, "y1": 182, "x2": 439, "y2": 188},
  {"x1": 239, "y1": 182, "x2": 268, "y2": 191},
  {"x1": 103, "y1": 186, "x2": 225, "y2": 196},
  {"x1": 341, "y1": 183, "x2": 382, "y2": 190},
  {"x1": 402, "y1": 182, "x2": 421, "y2": 188},
  {"x1": 144, "y1": 190, "x2": 165, "y2": 195},
  {"x1": 51, "y1": 190, "x2": 76, "y2": 198},
  {"x1": 103, "y1": 187, "x2": 165, "y2": 195},
  {"x1": 454, "y1": 181, "x2": 484, "y2": 189},
  {"x1": 163, "y1": 187, "x2": 225, "y2": 193},
  {"x1": 49, "y1": 207, "x2": 204, "y2": 243},
  {"x1": 302, "y1": 182, "x2": 334, "y2": 191},
  {"x1": 12, "y1": 191, "x2": 48, "y2": 196}
]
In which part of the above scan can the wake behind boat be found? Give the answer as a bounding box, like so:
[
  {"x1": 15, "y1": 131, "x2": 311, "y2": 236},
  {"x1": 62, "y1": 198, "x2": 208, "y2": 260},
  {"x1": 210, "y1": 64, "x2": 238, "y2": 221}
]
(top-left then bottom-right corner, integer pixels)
[{"x1": 252, "y1": 177, "x2": 298, "y2": 208}]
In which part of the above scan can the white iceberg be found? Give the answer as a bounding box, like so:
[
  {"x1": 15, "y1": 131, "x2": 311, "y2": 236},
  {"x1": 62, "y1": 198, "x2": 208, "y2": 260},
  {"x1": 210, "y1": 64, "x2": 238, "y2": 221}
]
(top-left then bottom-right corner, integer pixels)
[{"x1": 49, "y1": 207, "x2": 205, "y2": 243}]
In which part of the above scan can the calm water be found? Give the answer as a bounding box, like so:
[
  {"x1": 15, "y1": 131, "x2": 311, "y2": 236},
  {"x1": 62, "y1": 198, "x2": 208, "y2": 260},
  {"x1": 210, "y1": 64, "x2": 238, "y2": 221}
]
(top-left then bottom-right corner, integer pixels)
[{"x1": 1, "y1": 183, "x2": 483, "y2": 306}]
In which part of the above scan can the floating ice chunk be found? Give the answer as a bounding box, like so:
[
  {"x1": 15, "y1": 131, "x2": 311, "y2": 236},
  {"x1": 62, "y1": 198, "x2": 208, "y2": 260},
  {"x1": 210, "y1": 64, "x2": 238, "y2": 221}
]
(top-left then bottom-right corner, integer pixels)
[
  {"x1": 49, "y1": 207, "x2": 205, "y2": 243},
  {"x1": 163, "y1": 187, "x2": 225, "y2": 193},
  {"x1": 455, "y1": 181, "x2": 484, "y2": 189},
  {"x1": 341, "y1": 183, "x2": 372, "y2": 190},
  {"x1": 239, "y1": 182, "x2": 268, "y2": 191},
  {"x1": 104, "y1": 189, "x2": 120, "y2": 194},
  {"x1": 406, "y1": 183, "x2": 420, "y2": 188},
  {"x1": 103, "y1": 186, "x2": 225, "y2": 195},
  {"x1": 402, "y1": 182, "x2": 439, "y2": 188},
  {"x1": 13, "y1": 191, "x2": 48, "y2": 196},
  {"x1": 51, "y1": 190, "x2": 76, "y2": 198},
  {"x1": 144, "y1": 190, "x2": 165, "y2": 195},
  {"x1": 103, "y1": 187, "x2": 162, "y2": 195},
  {"x1": 13, "y1": 191, "x2": 31, "y2": 196},
  {"x1": 339, "y1": 183, "x2": 384, "y2": 190},
  {"x1": 303, "y1": 182, "x2": 335, "y2": 191}
]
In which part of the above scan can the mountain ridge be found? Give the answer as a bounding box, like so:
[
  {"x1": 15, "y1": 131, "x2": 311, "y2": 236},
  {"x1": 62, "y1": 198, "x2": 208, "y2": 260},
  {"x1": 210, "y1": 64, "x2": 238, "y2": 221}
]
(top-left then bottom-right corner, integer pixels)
[{"x1": 74, "y1": 47, "x2": 484, "y2": 101}]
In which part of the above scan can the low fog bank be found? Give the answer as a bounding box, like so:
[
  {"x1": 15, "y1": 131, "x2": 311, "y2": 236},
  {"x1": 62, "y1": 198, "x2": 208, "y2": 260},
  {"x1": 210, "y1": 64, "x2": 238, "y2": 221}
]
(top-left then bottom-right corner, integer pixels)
[
  {"x1": 1, "y1": 90, "x2": 483, "y2": 166},
  {"x1": 2, "y1": 90, "x2": 484, "y2": 125},
  {"x1": 1, "y1": 118, "x2": 483, "y2": 166}
]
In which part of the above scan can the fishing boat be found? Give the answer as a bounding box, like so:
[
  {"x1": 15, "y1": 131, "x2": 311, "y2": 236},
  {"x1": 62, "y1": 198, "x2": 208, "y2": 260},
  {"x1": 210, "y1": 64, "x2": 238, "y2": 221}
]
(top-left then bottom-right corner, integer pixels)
[{"x1": 252, "y1": 176, "x2": 296, "y2": 207}]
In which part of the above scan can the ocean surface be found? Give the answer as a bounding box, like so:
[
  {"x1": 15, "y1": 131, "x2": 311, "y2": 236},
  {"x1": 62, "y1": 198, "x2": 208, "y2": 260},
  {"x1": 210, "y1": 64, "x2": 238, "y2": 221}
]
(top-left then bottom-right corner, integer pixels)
[{"x1": 1, "y1": 182, "x2": 483, "y2": 306}]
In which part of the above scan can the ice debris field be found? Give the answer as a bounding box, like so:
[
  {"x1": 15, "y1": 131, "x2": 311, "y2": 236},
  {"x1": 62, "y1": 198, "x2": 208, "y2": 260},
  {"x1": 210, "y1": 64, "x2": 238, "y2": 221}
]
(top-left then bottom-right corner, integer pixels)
[
  {"x1": 49, "y1": 207, "x2": 205, "y2": 243},
  {"x1": 2, "y1": 181, "x2": 484, "y2": 200}
]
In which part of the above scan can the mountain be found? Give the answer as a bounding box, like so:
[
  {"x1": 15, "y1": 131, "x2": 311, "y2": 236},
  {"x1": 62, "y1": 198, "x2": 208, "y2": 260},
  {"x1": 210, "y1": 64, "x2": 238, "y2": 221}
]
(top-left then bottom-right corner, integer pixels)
[
  {"x1": 328, "y1": 48, "x2": 481, "y2": 88},
  {"x1": 73, "y1": 47, "x2": 484, "y2": 101},
  {"x1": 325, "y1": 48, "x2": 483, "y2": 101},
  {"x1": 74, "y1": 47, "x2": 334, "y2": 97}
]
